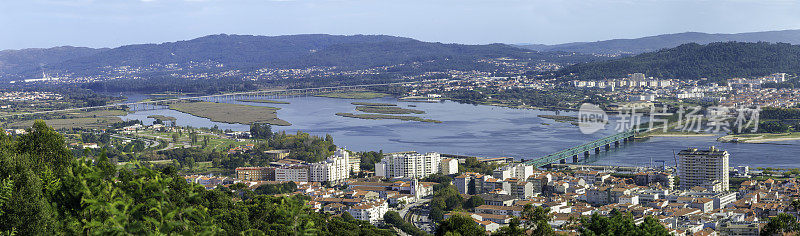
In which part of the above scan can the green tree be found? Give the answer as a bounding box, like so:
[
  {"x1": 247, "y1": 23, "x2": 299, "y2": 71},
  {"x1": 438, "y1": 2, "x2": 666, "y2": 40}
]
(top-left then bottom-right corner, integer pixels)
[
  {"x1": 435, "y1": 213, "x2": 485, "y2": 236},
  {"x1": 579, "y1": 211, "x2": 669, "y2": 236},
  {"x1": 762, "y1": 213, "x2": 800, "y2": 236},
  {"x1": 464, "y1": 196, "x2": 484, "y2": 209}
]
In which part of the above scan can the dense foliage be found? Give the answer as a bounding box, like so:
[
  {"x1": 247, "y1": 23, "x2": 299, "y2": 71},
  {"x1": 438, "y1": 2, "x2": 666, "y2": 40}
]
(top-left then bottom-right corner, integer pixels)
[
  {"x1": 436, "y1": 213, "x2": 486, "y2": 236},
  {"x1": 0, "y1": 120, "x2": 392, "y2": 235},
  {"x1": 384, "y1": 211, "x2": 430, "y2": 236},
  {"x1": 578, "y1": 211, "x2": 670, "y2": 236},
  {"x1": 428, "y1": 183, "x2": 464, "y2": 222},
  {"x1": 558, "y1": 42, "x2": 800, "y2": 81},
  {"x1": 495, "y1": 205, "x2": 555, "y2": 236},
  {"x1": 459, "y1": 156, "x2": 505, "y2": 175},
  {"x1": 249, "y1": 123, "x2": 273, "y2": 140},
  {"x1": 253, "y1": 182, "x2": 297, "y2": 195},
  {"x1": 762, "y1": 213, "x2": 799, "y2": 236},
  {"x1": 358, "y1": 151, "x2": 384, "y2": 172},
  {"x1": 447, "y1": 87, "x2": 610, "y2": 108}
]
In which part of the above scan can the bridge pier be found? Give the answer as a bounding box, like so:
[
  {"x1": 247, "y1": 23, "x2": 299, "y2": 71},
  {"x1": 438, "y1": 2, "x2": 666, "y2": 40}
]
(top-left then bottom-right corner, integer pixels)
[
  {"x1": 594, "y1": 147, "x2": 600, "y2": 154},
  {"x1": 584, "y1": 151, "x2": 590, "y2": 157},
  {"x1": 605, "y1": 144, "x2": 610, "y2": 151},
  {"x1": 559, "y1": 159, "x2": 566, "y2": 164},
  {"x1": 573, "y1": 155, "x2": 579, "y2": 163},
  {"x1": 615, "y1": 141, "x2": 620, "y2": 147}
]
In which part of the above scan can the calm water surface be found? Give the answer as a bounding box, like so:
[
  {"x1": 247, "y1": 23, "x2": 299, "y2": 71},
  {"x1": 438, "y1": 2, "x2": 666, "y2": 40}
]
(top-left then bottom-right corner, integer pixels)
[{"x1": 118, "y1": 95, "x2": 800, "y2": 168}]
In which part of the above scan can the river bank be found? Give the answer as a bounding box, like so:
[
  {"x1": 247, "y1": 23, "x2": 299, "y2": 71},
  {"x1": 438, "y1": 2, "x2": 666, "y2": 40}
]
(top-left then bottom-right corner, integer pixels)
[{"x1": 718, "y1": 132, "x2": 800, "y2": 143}]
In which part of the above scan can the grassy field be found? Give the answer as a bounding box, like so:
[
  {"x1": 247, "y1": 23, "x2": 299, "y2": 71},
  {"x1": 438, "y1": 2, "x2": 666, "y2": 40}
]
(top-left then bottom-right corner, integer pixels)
[
  {"x1": 5, "y1": 109, "x2": 127, "y2": 129},
  {"x1": 355, "y1": 105, "x2": 425, "y2": 114},
  {"x1": 237, "y1": 99, "x2": 290, "y2": 104},
  {"x1": 8, "y1": 117, "x2": 122, "y2": 129},
  {"x1": 133, "y1": 129, "x2": 254, "y2": 152},
  {"x1": 336, "y1": 113, "x2": 441, "y2": 123},
  {"x1": 169, "y1": 102, "x2": 291, "y2": 126},
  {"x1": 351, "y1": 102, "x2": 396, "y2": 106},
  {"x1": 316, "y1": 91, "x2": 389, "y2": 99}
]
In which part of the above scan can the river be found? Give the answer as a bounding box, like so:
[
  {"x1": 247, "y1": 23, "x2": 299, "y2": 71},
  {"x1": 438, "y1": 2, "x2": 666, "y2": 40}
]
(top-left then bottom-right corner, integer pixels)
[{"x1": 117, "y1": 95, "x2": 800, "y2": 169}]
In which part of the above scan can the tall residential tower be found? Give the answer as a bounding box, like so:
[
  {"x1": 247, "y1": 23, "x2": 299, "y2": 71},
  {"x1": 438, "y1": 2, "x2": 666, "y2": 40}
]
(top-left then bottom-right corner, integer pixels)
[{"x1": 677, "y1": 147, "x2": 730, "y2": 192}]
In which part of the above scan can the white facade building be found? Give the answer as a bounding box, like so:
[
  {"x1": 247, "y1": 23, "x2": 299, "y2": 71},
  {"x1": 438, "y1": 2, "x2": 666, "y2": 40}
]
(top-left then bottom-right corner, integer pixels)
[
  {"x1": 376, "y1": 152, "x2": 442, "y2": 179},
  {"x1": 493, "y1": 163, "x2": 534, "y2": 180},
  {"x1": 347, "y1": 200, "x2": 388, "y2": 224},
  {"x1": 275, "y1": 166, "x2": 309, "y2": 182},
  {"x1": 440, "y1": 158, "x2": 459, "y2": 175},
  {"x1": 310, "y1": 148, "x2": 350, "y2": 183}
]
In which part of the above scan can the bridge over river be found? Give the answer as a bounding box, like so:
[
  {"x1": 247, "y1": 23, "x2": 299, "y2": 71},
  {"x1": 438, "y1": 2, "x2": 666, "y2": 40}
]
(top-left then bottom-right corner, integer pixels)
[{"x1": 523, "y1": 128, "x2": 647, "y2": 168}]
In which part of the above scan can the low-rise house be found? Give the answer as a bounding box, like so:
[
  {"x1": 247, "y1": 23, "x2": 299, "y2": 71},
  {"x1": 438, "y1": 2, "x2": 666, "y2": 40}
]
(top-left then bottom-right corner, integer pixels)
[
  {"x1": 347, "y1": 200, "x2": 388, "y2": 224},
  {"x1": 477, "y1": 194, "x2": 516, "y2": 206}
]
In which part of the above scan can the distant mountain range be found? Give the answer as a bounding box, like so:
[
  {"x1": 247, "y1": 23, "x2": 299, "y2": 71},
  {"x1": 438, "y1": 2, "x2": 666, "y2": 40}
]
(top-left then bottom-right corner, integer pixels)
[
  {"x1": 0, "y1": 46, "x2": 108, "y2": 77},
  {"x1": 0, "y1": 34, "x2": 602, "y2": 81},
  {"x1": 556, "y1": 42, "x2": 800, "y2": 81},
  {"x1": 517, "y1": 29, "x2": 800, "y2": 55},
  {"x1": 3, "y1": 30, "x2": 800, "y2": 85}
]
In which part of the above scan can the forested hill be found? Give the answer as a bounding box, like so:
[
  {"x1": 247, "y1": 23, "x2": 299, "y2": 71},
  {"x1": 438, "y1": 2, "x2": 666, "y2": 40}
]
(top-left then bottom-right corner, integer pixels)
[
  {"x1": 555, "y1": 42, "x2": 800, "y2": 81},
  {"x1": 0, "y1": 46, "x2": 107, "y2": 77},
  {"x1": 518, "y1": 29, "x2": 800, "y2": 55},
  {"x1": 1, "y1": 34, "x2": 605, "y2": 80}
]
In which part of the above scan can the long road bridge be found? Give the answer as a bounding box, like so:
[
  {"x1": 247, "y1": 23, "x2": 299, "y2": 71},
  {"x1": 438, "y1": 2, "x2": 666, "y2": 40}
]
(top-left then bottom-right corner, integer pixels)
[
  {"x1": 523, "y1": 128, "x2": 647, "y2": 168},
  {"x1": 0, "y1": 82, "x2": 410, "y2": 119}
]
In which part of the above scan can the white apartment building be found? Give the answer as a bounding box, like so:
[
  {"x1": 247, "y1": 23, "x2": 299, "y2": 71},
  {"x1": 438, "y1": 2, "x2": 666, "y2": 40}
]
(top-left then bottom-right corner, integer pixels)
[
  {"x1": 310, "y1": 148, "x2": 350, "y2": 184},
  {"x1": 347, "y1": 200, "x2": 388, "y2": 224},
  {"x1": 440, "y1": 158, "x2": 459, "y2": 175},
  {"x1": 492, "y1": 163, "x2": 534, "y2": 180},
  {"x1": 276, "y1": 166, "x2": 309, "y2": 182},
  {"x1": 349, "y1": 157, "x2": 361, "y2": 173},
  {"x1": 678, "y1": 147, "x2": 730, "y2": 192},
  {"x1": 376, "y1": 152, "x2": 442, "y2": 179}
]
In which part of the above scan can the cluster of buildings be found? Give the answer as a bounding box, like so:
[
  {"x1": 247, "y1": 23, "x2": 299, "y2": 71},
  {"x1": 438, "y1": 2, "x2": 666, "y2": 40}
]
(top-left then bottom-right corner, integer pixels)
[
  {"x1": 375, "y1": 151, "x2": 459, "y2": 179},
  {"x1": 205, "y1": 144, "x2": 794, "y2": 236},
  {"x1": 0, "y1": 91, "x2": 63, "y2": 102},
  {"x1": 570, "y1": 72, "x2": 800, "y2": 108},
  {"x1": 438, "y1": 147, "x2": 795, "y2": 235},
  {"x1": 235, "y1": 148, "x2": 357, "y2": 184},
  {"x1": 572, "y1": 73, "x2": 675, "y2": 89},
  {"x1": 727, "y1": 73, "x2": 787, "y2": 89}
]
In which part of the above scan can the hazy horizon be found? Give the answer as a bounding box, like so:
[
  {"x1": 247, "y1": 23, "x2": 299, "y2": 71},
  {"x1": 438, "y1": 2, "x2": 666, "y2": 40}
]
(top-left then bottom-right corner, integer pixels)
[{"x1": 3, "y1": 0, "x2": 800, "y2": 50}]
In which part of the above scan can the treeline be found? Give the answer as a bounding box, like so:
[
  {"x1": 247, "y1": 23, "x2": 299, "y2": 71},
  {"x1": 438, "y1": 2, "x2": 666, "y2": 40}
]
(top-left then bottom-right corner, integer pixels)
[
  {"x1": 254, "y1": 182, "x2": 298, "y2": 195},
  {"x1": 557, "y1": 42, "x2": 800, "y2": 82},
  {"x1": 384, "y1": 211, "x2": 429, "y2": 236},
  {"x1": 446, "y1": 87, "x2": 610, "y2": 108},
  {"x1": 459, "y1": 156, "x2": 506, "y2": 176},
  {"x1": 428, "y1": 183, "x2": 484, "y2": 223},
  {"x1": 0, "y1": 120, "x2": 392, "y2": 235},
  {"x1": 754, "y1": 107, "x2": 800, "y2": 133}
]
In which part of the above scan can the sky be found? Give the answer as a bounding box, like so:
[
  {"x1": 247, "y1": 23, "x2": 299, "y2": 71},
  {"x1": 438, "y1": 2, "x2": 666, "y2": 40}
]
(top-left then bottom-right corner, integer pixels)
[{"x1": 2, "y1": 0, "x2": 800, "y2": 50}]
